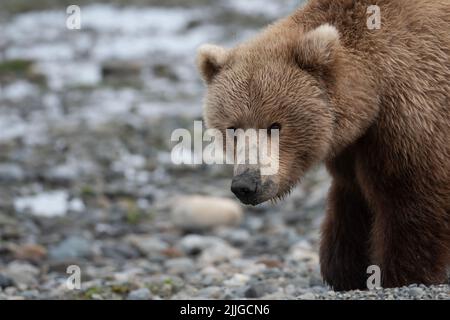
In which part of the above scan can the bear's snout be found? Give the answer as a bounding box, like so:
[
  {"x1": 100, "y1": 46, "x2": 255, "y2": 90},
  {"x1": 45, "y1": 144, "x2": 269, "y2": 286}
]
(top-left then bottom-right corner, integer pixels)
[{"x1": 231, "y1": 171, "x2": 261, "y2": 205}]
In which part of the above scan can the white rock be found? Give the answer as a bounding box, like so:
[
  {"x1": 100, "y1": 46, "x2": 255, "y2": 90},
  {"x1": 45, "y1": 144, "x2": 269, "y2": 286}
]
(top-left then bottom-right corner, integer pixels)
[
  {"x1": 200, "y1": 266, "x2": 221, "y2": 276},
  {"x1": 170, "y1": 195, "x2": 243, "y2": 230},
  {"x1": 288, "y1": 240, "x2": 319, "y2": 265},
  {"x1": 199, "y1": 241, "x2": 241, "y2": 265},
  {"x1": 224, "y1": 274, "x2": 250, "y2": 287},
  {"x1": 231, "y1": 259, "x2": 266, "y2": 276},
  {"x1": 14, "y1": 191, "x2": 69, "y2": 217},
  {"x1": 178, "y1": 234, "x2": 241, "y2": 264},
  {"x1": 68, "y1": 198, "x2": 85, "y2": 212}
]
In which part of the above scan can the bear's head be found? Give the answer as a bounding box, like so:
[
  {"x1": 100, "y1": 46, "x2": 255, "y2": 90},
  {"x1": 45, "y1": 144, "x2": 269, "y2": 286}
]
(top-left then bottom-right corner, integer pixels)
[{"x1": 197, "y1": 24, "x2": 341, "y2": 205}]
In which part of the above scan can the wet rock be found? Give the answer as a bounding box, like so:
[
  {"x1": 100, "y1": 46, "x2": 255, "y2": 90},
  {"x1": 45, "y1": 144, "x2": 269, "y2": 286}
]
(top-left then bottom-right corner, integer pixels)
[
  {"x1": 309, "y1": 270, "x2": 325, "y2": 287},
  {"x1": 101, "y1": 242, "x2": 141, "y2": 260},
  {"x1": 20, "y1": 290, "x2": 39, "y2": 299},
  {"x1": 49, "y1": 236, "x2": 92, "y2": 261},
  {"x1": 245, "y1": 282, "x2": 274, "y2": 298},
  {"x1": 171, "y1": 195, "x2": 243, "y2": 230},
  {"x1": 127, "y1": 288, "x2": 151, "y2": 300},
  {"x1": 0, "y1": 274, "x2": 15, "y2": 289},
  {"x1": 102, "y1": 61, "x2": 143, "y2": 85}
]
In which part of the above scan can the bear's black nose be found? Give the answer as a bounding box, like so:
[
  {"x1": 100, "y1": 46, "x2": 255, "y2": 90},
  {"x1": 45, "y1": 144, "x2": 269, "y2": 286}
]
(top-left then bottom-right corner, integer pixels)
[{"x1": 231, "y1": 173, "x2": 260, "y2": 205}]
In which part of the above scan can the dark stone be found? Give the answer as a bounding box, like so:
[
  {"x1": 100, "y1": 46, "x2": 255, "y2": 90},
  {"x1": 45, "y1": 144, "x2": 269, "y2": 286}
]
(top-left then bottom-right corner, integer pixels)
[{"x1": 0, "y1": 273, "x2": 15, "y2": 289}]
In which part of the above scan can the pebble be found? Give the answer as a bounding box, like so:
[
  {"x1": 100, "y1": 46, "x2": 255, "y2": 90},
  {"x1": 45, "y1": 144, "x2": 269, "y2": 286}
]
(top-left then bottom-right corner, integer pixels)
[
  {"x1": 0, "y1": 274, "x2": 15, "y2": 289},
  {"x1": 224, "y1": 274, "x2": 250, "y2": 287},
  {"x1": 288, "y1": 240, "x2": 319, "y2": 264},
  {"x1": 49, "y1": 236, "x2": 92, "y2": 261},
  {"x1": 298, "y1": 292, "x2": 316, "y2": 300},
  {"x1": 409, "y1": 287, "x2": 425, "y2": 299},
  {"x1": 217, "y1": 228, "x2": 251, "y2": 246},
  {"x1": 4, "y1": 262, "x2": 39, "y2": 287},
  {"x1": 165, "y1": 258, "x2": 196, "y2": 275},
  {"x1": 170, "y1": 195, "x2": 243, "y2": 230},
  {"x1": 245, "y1": 282, "x2": 272, "y2": 298},
  {"x1": 178, "y1": 234, "x2": 223, "y2": 254},
  {"x1": 44, "y1": 164, "x2": 78, "y2": 184},
  {"x1": 126, "y1": 235, "x2": 168, "y2": 257},
  {"x1": 0, "y1": 163, "x2": 25, "y2": 183},
  {"x1": 127, "y1": 288, "x2": 152, "y2": 300},
  {"x1": 199, "y1": 242, "x2": 241, "y2": 265},
  {"x1": 13, "y1": 243, "x2": 47, "y2": 262},
  {"x1": 198, "y1": 286, "x2": 223, "y2": 299}
]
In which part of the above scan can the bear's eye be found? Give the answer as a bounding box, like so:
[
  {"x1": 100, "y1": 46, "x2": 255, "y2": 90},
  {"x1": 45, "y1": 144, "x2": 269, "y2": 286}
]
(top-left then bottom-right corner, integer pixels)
[{"x1": 268, "y1": 123, "x2": 281, "y2": 134}]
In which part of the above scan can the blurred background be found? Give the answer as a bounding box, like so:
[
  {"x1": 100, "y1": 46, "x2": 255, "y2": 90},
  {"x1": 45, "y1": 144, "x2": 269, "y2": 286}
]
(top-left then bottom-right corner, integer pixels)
[{"x1": 0, "y1": 0, "x2": 338, "y2": 300}]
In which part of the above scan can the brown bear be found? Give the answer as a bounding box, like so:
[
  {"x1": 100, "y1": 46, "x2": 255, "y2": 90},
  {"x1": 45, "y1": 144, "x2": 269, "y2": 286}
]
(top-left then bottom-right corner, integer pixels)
[{"x1": 196, "y1": 0, "x2": 450, "y2": 291}]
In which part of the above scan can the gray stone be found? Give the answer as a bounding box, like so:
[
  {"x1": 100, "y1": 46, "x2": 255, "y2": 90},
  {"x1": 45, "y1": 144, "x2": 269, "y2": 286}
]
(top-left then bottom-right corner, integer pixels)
[
  {"x1": 127, "y1": 288, "x2": 152, "y2": 300},
  {"x1": 298, "y1": 292, "x2": 316, "y2": 300},
  {"x1": 409, "y1": 287, "x2": 425, "y2": 299},
  {"x1": 126, "y1": 235, "x2": 168, "y2": 257},
  {"x1": 0, "y1": 164, "x2": 25, "y2": 183},
  {"x1": 245, "y1": 282, "x2": 271, "y2": 298},
  {"x1": 219, "y1": 229, "x2": 251, "y2": 246},
  {"x1": 44, "y1": 164, "x2": 78, "y2": 183},
  {"x1": 198, "y1": 286, "x2": 223, "y2": 299},
  {"x1": 4, "y1": 262, "x2": 39, "y2": 287},
  {"x1": 165, "y1": 258, "x2": 196, "y2": 275},
  {"x1": 171, "y1": 196, "x2": 243, "y2": 230},
  {"x1": 179, "y1": 234, "x2": 221, "y2": 254},
  {"x1": 0, "y1": 273, "x2": 15, "y2": 289},
  {"x1": 49, "y1": 236, "x2": 92, "y2": 261}
]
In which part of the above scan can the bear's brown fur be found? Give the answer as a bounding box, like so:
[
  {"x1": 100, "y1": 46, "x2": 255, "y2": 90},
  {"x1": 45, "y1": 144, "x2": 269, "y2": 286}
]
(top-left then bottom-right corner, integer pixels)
[{"x1": 197, "y1": 0, "x2": 450, "y2": 290}]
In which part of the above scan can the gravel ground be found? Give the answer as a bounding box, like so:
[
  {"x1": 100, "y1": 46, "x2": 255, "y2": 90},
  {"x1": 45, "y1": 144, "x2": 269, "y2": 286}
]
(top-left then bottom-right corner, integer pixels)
[{"x1": 0, "y1": 0, "x2": 448, "y2": 300}]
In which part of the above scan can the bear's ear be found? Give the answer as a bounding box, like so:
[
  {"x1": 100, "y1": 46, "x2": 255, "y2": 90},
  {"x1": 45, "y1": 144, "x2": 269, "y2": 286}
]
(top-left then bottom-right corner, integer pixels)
[
  {"x1": 296, "y1": 24, "x2": 340, "y2": 71},
  {"x1": 197, "y1": 44, "x2": 229, "y2": 83}
]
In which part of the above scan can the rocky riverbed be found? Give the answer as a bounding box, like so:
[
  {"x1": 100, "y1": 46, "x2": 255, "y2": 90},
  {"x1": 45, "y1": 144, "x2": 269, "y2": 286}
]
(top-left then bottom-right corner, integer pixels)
[{"x1": 0, "y1": 0, "x2": 448, "y2": 300}]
